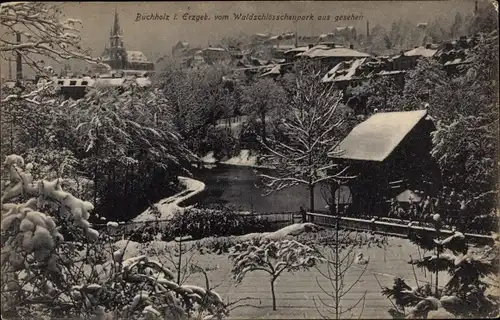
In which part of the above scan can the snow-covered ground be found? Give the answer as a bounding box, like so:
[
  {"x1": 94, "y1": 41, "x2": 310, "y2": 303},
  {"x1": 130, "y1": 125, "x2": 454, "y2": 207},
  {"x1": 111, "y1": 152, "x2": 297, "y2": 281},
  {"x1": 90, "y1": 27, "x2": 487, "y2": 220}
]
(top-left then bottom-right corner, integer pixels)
[
  {"x1": 221, "y1": 150, "x2": 258, "y2": 166},
  {"x1": 110, "y1": 224, "x2": 467, "y2": 319},
  {"x1": 200, "y1": 149, "x2": 274, "y2": 169},
  {"x1": 132, "y1": 176, "x2": 205, "y2": 222},
  {"x1": 201, "y1": 151, "x2": 217, "y2": 164}
]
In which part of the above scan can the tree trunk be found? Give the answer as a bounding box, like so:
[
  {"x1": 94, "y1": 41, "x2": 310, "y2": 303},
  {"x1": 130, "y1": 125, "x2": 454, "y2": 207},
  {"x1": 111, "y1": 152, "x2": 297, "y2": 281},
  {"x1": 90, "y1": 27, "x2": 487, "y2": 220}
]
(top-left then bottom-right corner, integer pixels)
[
  {"x1": 271, "y1": 278, "x2": 277, "y2": 311},
  {"x1": 309, "y1": 183, "x2": 315, "y2": 213},
  {"x1": 261, "y1": 111, "x2": 266, "y2": 145}
]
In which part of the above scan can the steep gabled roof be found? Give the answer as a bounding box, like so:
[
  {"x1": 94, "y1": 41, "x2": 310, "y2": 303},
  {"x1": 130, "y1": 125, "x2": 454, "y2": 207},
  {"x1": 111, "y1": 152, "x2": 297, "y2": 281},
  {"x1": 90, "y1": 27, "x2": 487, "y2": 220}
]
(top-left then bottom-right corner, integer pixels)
[{"x1": 329, "y1": 110, "x2": 429, "y2": 162}]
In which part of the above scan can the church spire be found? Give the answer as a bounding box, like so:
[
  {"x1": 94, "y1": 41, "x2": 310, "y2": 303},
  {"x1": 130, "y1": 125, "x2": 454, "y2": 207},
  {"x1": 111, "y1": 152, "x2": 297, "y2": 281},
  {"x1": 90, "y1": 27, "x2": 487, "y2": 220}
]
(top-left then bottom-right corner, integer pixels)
[
  {"x1": 110, "y1": 6, "x2": 123, "y2": 49},
  {"x1": 112, "y1": 6, "x2": 121, "y2": 36}
]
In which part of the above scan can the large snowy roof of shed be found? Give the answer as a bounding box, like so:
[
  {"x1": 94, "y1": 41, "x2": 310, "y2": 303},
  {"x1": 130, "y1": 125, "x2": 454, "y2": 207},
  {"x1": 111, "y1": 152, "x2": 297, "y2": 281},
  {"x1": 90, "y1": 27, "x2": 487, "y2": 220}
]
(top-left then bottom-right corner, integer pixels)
[{"x1": 329, "y1": 110, "x2": 429, "y2": 161}]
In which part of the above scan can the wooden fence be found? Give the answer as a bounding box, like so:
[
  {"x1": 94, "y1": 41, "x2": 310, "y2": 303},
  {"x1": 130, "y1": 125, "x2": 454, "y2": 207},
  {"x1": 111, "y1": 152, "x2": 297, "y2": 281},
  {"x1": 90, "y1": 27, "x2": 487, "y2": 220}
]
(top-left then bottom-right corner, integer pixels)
[
  {"x1": 306, "y1": 212, "x2": 494, "y2": 246},
  {"x1": 92, "y1": 210, "x2": 493, "y2": 246}
]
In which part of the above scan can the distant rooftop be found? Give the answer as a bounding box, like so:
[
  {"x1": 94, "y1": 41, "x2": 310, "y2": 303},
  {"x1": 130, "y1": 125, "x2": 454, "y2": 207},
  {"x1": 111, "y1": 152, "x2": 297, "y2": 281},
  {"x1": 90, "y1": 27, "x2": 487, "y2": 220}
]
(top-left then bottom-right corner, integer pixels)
[
  {"x1": 404, "y1": 46, "x2": 437, "y2": 57},
  {"x1": 298, "y1": 46, "x2": 370, "y2": 59}
]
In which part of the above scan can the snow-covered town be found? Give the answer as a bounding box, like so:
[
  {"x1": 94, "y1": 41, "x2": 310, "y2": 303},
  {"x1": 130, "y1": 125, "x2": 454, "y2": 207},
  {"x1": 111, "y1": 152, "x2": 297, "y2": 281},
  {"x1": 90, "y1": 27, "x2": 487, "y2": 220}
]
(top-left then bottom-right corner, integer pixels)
[{"x1": 0, "y1": 1, "x2": 499, "y2": 319}]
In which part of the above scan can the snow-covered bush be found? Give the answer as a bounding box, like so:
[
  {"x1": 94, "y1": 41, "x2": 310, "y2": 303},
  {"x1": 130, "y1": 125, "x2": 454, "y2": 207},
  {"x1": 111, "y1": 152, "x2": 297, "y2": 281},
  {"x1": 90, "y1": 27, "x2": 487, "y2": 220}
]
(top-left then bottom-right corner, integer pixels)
[
  {"x1": 229, "y1": 238, "x2": 323, "y2": 311},
  {"x1": 1, "y1": 155, "x2": 227, "y2": 319},
  {"x1": 169, "y1": 206, "x2": 273, "y2": 240}
]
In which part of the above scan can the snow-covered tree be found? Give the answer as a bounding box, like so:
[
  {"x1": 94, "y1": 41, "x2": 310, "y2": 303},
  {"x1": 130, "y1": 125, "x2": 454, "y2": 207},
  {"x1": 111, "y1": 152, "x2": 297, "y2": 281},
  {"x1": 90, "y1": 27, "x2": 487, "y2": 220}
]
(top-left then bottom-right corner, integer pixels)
[
  {"x1": 1, "y1": 155, "x2": 227, "y2": 319},
  {"x1": 158, "y1": 63, "x2": 236, "y2": 154},
  {"x1": 241, "y1": 77, "x2": 287, "y2": 145},
  {"x1": 229, "y1": 238, "x2": 322, "y2": 311},
  {"x1": 259, "y1": 61, "x2": 353, "y2": 212},
  {"x1": 0, "y1": 2, "x2": 101, "y2": 75},
  {"x1": 381, "y1": 215, "x2": 499, "y2": 318},
  {"x1": 71, "y1": 81, "x2": 195, "y2": 221},
  {"x1": 383, "y1": 32, "x2": 498, "y2": 231}
]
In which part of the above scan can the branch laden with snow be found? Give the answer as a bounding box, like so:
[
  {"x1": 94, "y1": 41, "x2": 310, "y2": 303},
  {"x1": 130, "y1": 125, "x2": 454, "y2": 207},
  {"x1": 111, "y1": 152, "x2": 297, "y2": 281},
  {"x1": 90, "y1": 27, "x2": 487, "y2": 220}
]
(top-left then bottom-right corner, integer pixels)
[
  {"x1": 1, "y1": 155, "x2": 227, "y2": 319},
  {"x1": 0, "y1": 2, "x2": 104, "y2": 74},
  {"x1": 259, "y1": 61, "x2": 355, "y2": 211},
  {"x1": 229, "y1": 238, "x2": 323, "y2": 310}
]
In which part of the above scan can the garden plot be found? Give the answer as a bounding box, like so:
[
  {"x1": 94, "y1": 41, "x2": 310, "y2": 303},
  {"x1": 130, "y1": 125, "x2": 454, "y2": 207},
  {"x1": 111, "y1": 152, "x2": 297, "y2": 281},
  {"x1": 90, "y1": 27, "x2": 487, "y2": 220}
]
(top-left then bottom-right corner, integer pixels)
[{"x1": 114, "y1": 232, "x2": 454, "y2": 319}]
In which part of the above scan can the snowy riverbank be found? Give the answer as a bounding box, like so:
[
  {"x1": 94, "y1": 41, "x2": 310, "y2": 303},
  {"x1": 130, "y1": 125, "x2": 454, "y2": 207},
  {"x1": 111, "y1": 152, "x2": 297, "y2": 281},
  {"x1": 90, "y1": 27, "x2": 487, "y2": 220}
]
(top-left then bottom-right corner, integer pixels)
[
  {"x1": 132, "y1": 176, "x2": 206, "y2": 222},
  {"x1": 201, "y1": 149, "x2": 274, "y2": 169}
]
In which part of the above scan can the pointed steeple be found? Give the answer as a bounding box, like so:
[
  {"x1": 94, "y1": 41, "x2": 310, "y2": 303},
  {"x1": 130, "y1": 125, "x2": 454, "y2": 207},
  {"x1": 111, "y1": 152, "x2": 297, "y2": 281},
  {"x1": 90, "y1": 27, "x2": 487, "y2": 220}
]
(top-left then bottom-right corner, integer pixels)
[{"x1": 113, "y1": 6, "x2": 121, "y2": 36}]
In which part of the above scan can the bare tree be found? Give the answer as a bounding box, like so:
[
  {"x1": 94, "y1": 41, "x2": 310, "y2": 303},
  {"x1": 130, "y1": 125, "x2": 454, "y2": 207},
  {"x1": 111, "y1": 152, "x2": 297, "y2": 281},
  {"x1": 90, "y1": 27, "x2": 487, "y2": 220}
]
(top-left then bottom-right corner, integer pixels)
[
  {"x1": 259, "y1": 61, "x2": 353, "y2": 212},
  {"x1": 0, "y1": 2, "x2": 101, "y2": 74},
  {"x1": 314, "y1": 232, "x2": 369, "y2": 320}
]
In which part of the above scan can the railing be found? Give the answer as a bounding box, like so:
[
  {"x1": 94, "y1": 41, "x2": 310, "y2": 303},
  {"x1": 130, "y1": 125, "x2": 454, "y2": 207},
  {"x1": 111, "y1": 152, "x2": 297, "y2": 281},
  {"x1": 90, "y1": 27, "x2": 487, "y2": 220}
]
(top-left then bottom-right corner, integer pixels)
[
  {"x1": 91, "y1": 210, "x2": 493, "y2": 245},
  {"x1": 307, "y1": 212, "x2": 494, "y2": 245}
]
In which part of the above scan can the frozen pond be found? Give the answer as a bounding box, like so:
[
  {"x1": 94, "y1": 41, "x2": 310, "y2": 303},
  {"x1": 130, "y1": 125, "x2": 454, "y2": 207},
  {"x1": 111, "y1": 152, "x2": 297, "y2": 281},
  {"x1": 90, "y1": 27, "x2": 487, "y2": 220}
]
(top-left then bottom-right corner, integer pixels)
[{"x1": 193, "y1": 164, "x2": 329, "y2": 213}]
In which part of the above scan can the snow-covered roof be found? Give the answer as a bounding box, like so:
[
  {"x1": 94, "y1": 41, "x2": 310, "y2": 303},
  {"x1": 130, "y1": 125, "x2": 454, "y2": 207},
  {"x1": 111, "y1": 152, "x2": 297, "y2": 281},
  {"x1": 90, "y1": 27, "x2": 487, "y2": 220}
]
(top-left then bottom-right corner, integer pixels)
[
  {"x1": 322, "y1": 58, "x2": 368, "y2": 82},
  {"x1": 126, "y1": 51, "x2": 152, "y2": 63},
  {"x1": 298, "y1": 46, "x2": 370, "y2": 58},
  {"x1": 284, "y1": 46, "x2": 310, "y2": 54},
  {"x1": 395, "y1": 190, "x2": 422, "y2": 203},
  {"x1": 444, "y1": 57, "x2": 472, "y2": 66},
  {"x1": 55, "y1": 76, "x2": 151, "y2": 88},
  {"x1": 404, "y1": 46, "x2": 437, "y2": 57},
  {"x1": 204, "y1": 47, "x2": 227, "y2": 52},
  {"x1": 336, "y1": 26, "x2": 355, "y2": 31},
  {"x1": 330, "y1": 110, "x2": 430, "y2": 161},
  {"x1": 319, "y1": 33, "x2": 335, "y2": 39}
]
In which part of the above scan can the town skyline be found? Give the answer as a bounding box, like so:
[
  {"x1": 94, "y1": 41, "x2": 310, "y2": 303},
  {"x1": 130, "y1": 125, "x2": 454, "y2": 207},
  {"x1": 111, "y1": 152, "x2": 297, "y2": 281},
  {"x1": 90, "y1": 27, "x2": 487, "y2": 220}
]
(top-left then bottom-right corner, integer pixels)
[{"x1": 1, "y1": 0, "x2": 479, "y2": 78}]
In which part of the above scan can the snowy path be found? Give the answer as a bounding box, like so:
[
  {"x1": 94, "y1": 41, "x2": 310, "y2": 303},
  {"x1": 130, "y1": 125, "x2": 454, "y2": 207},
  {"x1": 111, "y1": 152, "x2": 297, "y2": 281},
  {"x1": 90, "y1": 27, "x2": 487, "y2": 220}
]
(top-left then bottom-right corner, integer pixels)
[{"x1": 132, "y1": 176, "x2": 205, "y2": 222}]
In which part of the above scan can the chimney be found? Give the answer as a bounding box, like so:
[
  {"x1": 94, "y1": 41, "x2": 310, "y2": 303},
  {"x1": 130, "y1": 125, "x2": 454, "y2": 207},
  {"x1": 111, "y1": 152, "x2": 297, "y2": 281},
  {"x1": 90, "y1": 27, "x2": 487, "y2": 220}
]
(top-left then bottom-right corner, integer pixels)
[
  {"x1": 16, "y1": 32, "x2": 22, "y2": 80},
  {"x1": 475, "y1": 0, "x2": 478, "y2": 15},
  {"x1": 366, "y1": 20, "x2": 370, "y2": 38},
  {"x1": 308, "y1": 44, "x2": 314, "y2": 49},
  {"x1": 425, "y1": 43, "x2": 431, "y2": 49},
  {"x1": 350, "y1": 44, "x2": 354, "y2": 49}
]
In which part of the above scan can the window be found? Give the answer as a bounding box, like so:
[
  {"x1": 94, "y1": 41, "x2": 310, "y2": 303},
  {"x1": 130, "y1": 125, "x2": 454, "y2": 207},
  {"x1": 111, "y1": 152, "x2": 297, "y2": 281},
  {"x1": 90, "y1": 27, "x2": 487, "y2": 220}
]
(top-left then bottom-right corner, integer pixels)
[
  {"x1": 69, "y1": 80, "x2": 77, "y2": 86},
  {"x1": 81, "y1": 81, "x2": 88, "y2": 86},
  {"x1": 58, "y1": 81, "x2": 64, "y2": 85}
]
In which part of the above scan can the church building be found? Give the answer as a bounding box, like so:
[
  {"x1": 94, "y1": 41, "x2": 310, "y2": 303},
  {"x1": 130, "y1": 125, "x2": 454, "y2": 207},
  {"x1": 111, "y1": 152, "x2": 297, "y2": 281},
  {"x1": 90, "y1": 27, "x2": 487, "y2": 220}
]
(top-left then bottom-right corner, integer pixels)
[{"x1": 100, "y1": 9, "x2": 155, "y2": 73}]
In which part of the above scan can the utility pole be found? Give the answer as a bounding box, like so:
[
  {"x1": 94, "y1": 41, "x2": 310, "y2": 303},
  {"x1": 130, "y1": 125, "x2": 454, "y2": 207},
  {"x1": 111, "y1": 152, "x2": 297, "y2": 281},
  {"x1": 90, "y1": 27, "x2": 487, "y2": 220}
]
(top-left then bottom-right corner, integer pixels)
[
  {"x1": 15, "y1": 32, "x2": 22, "y2": 81},
  {"x1": 294, "y1": 20, "x2": 299, "y2": 47}
]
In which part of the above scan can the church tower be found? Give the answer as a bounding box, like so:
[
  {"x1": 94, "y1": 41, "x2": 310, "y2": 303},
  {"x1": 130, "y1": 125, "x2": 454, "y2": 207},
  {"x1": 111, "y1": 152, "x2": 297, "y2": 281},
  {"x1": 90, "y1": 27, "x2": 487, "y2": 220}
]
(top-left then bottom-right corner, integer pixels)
[{"x1": 108, "y1": 7, "x2": 127, "y2": 70}]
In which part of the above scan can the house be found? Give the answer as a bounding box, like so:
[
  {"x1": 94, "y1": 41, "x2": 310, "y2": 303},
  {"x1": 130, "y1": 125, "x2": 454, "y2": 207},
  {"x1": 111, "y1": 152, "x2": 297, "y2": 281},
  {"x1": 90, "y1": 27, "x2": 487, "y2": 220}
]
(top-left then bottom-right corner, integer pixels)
[
  {"x1": 201, "y1": 47, "x2": 230, "y2": 64},
  {"x1": 328, "y1": 110, "x2": 439, "y2": 216},
  {"x1": 54, "y1": 75, "x2": 151, "y2": 99}
]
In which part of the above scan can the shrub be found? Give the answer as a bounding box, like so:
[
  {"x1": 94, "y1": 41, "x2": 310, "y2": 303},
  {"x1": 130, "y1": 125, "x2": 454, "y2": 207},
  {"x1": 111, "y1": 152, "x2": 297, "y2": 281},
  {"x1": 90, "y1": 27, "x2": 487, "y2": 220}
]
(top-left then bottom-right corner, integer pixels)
[
  {"x1": 169, "y1": 205, "x2": 274, "y2": 240},
  {"x1": 1, "y1": 154, "x2": 227, "y2": 319}
]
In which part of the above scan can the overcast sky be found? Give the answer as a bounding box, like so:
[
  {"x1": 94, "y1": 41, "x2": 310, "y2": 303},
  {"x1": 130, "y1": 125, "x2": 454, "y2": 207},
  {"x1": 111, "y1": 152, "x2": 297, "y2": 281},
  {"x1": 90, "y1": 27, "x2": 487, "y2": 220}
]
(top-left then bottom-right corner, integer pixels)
[
  {"x1": 62, "y1": 0, "x2": 475, "y2": 59},
  {"x1": 1, "y1": 1, "x2": 479, "y2": 77}
]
